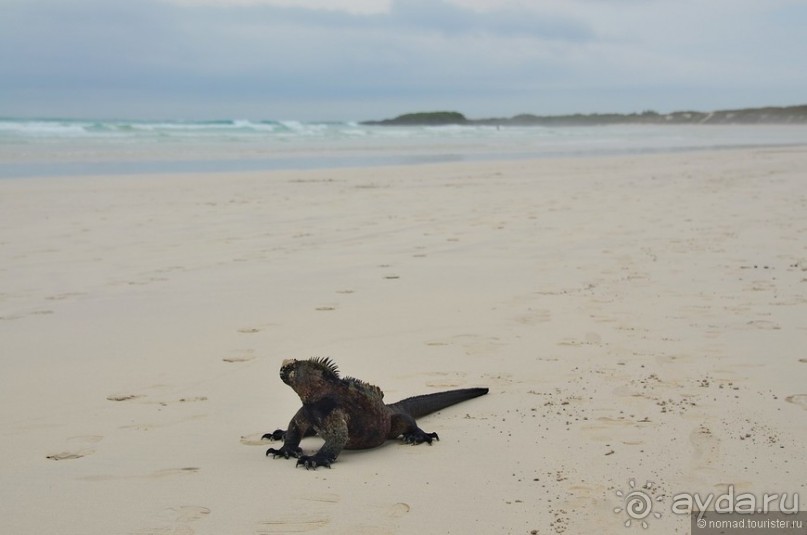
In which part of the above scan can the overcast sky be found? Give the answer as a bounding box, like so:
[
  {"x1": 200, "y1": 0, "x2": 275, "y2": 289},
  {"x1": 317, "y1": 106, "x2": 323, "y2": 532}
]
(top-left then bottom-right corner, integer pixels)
[{"x1": 2, "y1": 0, "x2": 806, "y2": 121}]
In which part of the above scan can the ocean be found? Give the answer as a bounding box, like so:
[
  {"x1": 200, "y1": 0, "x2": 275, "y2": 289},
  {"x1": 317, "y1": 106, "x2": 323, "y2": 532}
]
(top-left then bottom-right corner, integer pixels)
[{"x1": 2, "y1": 118, "x2": 807, "y2": 178}]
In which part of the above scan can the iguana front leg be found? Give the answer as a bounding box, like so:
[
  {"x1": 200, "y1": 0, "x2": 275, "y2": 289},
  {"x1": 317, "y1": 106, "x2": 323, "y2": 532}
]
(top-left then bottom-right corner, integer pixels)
[
  {"x1": 296, "y1": 410, "x2": 349, "y2": 470},
  {"x1": 265, "y1": 407, "x2": 310, "y2": 460}
]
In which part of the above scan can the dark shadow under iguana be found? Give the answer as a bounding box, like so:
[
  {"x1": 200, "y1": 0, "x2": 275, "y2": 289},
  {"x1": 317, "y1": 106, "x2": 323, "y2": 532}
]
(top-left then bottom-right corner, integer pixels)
[{"x1": 262, "y1": 357, "x2": 488, "y2": 469}]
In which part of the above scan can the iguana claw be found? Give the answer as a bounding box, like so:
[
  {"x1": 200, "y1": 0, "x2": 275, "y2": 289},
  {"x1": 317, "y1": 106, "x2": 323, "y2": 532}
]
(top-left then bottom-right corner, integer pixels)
[
  {"x1": 402, "y1": 430, "x2": 439, "y2": 445},
  {"x1": 296, "y1": 453, "x2": 334, "y2": 470},
  {"x1": 266, "y1": 445, "x2": 302, "y2": 459},
  {"x1": 261, "y1": 429, "x2": 286, "y2": 441}
]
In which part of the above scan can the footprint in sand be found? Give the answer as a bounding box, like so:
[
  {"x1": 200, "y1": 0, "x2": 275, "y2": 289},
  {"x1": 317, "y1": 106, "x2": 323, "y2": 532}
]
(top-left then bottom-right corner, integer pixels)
[
  {"x1": 67, "y1": 434, "x2": 103, "y2": 444},
  {"x1": 386, "y1": 503, "x2": 411, "y2": 518},
  {"x1": 108, "y1": 390, "x2": 207, "y2": 406},
  {"x1": 689, "y1": 424, "x2": 721, "y2": 470},
  {"x1": 131, "y1": 526, "x2": 195, "y2": 535},
  {"x1": 513, "y1": 308, "x2": 552, "y2": 325},
  {"x1": 46, "y1": 450, "x2": 94, "y2": 461},
  {"x1": 256, "y1": 493, "x2": 340, "y2": 533},
  {"x1": 80, "y1": 467, "x2": 200, "y2": 482},
  {"x1": 240, "y1": 433, "x2": 271, "y2": 446},
  {"x1": 222, "y1": 354, "x2": 256, "y2": 363},
  {"x1": 107, "y1": 394, "x2": 145, "y2": 402},
  {"x1": 151, "y1": 467, "x2": 201, "y2": 478},
  {"x1": 255, "y1": 517, "x2": 329, "y2": 533},
  {"x1": 299, "y1": 493, "x2": 340, "y2": 504},
  {"x1": 45, "y1": 292, "x2": 85, "y2": 301},
  {"x1": 408, "y1": 370, "x2": 468, "y2": 389},
  {"x1": 46, "y1": 435, "x2": 103, "y2": 461},
  {"x1": 159, "y1": 506, "x2": 211, "y2": 523},
  {"x1": 784, "y1": 394, "x2": 807, "y2": 410},
  {"x1": 136, "y1": 505, "x2": 210, "y2": 535},
  {"x1": 481, "y1": 371, "x2": 514, "y2": 386}
]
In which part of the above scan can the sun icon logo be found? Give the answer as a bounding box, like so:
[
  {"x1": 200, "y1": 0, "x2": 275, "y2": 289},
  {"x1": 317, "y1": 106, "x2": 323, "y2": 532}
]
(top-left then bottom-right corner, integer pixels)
[{"x1": 613, "y1": 479, "x2": 664, "y2": 528}]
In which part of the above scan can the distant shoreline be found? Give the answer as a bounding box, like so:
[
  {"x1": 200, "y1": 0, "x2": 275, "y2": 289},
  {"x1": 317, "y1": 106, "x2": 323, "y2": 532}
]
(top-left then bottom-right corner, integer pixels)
[{"x1": 362, "y1": 105, "x2": 807, "y2": 127}]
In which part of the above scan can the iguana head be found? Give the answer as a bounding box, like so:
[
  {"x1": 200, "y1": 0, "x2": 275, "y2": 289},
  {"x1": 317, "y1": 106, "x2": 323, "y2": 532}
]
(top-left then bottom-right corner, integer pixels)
[{"x1": 279, "y1": 357, "x2": 340, "y2": 401}]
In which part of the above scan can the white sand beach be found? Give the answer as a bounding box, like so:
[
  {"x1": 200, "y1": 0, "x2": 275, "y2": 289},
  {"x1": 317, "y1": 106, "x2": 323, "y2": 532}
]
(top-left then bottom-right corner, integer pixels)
[{"x1": 1, "y1": 148, "x2": 805, "y2": 534}]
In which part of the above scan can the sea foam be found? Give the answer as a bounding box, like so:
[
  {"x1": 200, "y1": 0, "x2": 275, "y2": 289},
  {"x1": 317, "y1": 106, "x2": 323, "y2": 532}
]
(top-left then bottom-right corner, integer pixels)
[{"x1": 2, "y1": 118, "x2": 807, "y2": 178}]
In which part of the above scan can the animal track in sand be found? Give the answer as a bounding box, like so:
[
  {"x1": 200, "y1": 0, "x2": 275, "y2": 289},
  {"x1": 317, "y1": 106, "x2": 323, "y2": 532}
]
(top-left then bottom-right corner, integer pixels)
[{"x1": 784, "y1": 394, "x2": 807, "y2": 410}]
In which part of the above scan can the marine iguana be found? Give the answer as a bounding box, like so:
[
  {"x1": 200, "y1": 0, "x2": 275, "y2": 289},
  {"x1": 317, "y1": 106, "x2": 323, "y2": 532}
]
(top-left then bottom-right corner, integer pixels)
[{"x1": 262, "y1": 357, "x2": 488, "y2": 469}]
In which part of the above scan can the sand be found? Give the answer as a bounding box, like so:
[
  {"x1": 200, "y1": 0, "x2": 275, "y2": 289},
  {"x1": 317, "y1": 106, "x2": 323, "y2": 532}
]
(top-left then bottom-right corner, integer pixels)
[{"x1": 1, "y1": 148, "x2": 805, "y2": 534}]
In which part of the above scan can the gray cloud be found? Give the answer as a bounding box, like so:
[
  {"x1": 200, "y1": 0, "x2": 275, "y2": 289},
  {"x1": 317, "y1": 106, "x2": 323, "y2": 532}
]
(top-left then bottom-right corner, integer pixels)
[{"x1": 1, "y1": 0, "x2": 805, "y2": 120}]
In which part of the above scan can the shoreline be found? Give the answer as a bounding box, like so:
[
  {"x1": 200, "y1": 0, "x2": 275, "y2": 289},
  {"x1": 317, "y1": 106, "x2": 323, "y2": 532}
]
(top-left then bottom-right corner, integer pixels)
[
  {"x1": 2, "y1": 148, "x2": 805, "y2": 534},
  {"x1": 3, "y1": 131, "x2": 807, "y2": 180}
]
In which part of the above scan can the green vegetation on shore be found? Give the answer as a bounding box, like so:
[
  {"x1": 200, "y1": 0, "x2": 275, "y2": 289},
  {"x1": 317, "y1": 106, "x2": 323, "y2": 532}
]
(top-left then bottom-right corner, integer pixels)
[
  {"x1": 363, "y1": 104, "x2": 807, "y2": 126},
  {"x1": 363, "y1": 111, "x2": 468, "y2": 126}
]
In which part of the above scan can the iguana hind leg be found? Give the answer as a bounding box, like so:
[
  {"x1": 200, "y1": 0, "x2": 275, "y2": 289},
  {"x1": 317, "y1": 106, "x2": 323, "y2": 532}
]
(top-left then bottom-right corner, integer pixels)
[{"x1": 389, "y1": 413, "x2": 439, "y2": 445}]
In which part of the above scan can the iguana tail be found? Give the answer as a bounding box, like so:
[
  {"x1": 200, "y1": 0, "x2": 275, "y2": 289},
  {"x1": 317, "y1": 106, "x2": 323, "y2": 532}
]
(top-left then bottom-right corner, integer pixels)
[{"x1": 389, "y1": 387, "x2": 488, "y2": 419}]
